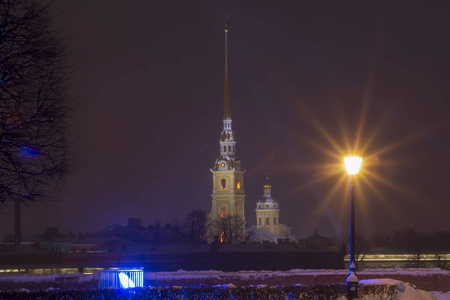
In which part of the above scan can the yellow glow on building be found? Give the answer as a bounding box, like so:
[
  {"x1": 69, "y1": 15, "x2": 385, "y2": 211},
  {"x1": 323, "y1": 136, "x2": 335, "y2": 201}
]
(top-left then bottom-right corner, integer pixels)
[
  {"x1": 220, "y1": 232, "x2": 227, "y2": 243},
  {"x1": 344, "y1": 253, "x2": 450, "y2": 269},
  {"x1": 345, "y1": 253, "x2": 450, "y2": 262},
  {"x1": 220, "y1": 204, "x2": 227, "y2": 217}
]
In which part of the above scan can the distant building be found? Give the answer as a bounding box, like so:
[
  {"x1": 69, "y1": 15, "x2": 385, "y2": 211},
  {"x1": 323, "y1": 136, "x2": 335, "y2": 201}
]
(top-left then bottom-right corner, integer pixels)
[
  {"x1": 249, "y1": 178, "x2": 296, "y2": 244},
  {"x1": 256, "y1": 177, "x2": 279, "y2": 234},
  {"x1": 300, "y1": 233, "x2": 338, "y2": 251},
  {"x1": 127, "y1": 218, "x2": 142, "y2": 228},
  {"x1": 209, "y1": 23, "x2": 245, "y2": 231}
]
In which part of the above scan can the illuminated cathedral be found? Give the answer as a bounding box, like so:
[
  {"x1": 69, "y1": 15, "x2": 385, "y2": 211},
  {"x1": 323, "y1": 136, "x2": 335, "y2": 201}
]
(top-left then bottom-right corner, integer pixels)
[
  {"x1": 208, "y1": 20, "x2": 294, "y2": 244},
  {"x1": 208, "y1": 22, "x2": 245, "y2": 224}
]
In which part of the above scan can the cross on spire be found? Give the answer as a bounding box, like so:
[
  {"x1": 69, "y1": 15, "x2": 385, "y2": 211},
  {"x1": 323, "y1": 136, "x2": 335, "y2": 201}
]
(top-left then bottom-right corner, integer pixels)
[{"x1": 223, "y1": 14, "x2": 231, "y2": 120}]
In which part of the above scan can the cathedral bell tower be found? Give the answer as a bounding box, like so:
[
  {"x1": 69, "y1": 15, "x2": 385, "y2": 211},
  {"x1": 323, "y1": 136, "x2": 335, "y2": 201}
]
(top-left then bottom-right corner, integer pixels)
[
  {"x1": 209, "y1": 19, "x2": 246, "y2": 223},
  {"x1": 256, "y1": 177, "x2": 280, "y2": 234}
]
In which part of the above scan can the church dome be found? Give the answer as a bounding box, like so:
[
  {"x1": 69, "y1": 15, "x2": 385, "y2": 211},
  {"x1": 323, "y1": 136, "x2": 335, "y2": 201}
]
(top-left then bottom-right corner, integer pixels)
[{"x1": 256, "y1": 177, "x2": 279, "y2": 210}]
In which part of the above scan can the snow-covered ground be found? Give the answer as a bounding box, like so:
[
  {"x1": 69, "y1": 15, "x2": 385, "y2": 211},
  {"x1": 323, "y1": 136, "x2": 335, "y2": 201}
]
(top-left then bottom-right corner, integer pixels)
[
  {"x1": 432, "y1": 292, "x2": 450, "y2": 300},
  {"x1": 358, "y1": 279, "x2": 445, "y2": 300}
]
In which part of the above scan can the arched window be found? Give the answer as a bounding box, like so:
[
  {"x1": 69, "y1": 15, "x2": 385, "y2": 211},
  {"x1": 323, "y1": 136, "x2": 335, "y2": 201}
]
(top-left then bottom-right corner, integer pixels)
[
  {"x1": 221, "y1": 179, "x2": 226, "y2": 189},
  {"x1": 220, "y1": 231, "x2": 227, "y2": 243},
  {"x1": 266, "y1": 217, "x2": 270, "y2": 225},
  {"x1": 274, "y1": 217, "x2": 277, "y2": 225},
  {"x1": 220, "y1": 204, "x2": 227, "y2": 218},
  {"x1": 228, "y1": 145, "x2": 231, "y2": 151},
  {"x1": 237, "y1": 205, "x2": 241, "y2": 214},
  {"x1": 236, "y1": 180, "x2": 240, "y2": 189},
  {"x1": 223, "y1": 146, "x2": 226, "y2": 152},
  {"x1": 259, "y1": 217, "x2": 262, "y2": 226}
]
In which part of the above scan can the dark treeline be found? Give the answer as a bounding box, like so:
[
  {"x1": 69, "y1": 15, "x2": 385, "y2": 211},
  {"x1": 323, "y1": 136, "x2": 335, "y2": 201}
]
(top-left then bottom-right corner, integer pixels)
[
  {"x1": 351, "y1": 228, "x2": 450, "y2": 270},
  {"x1": 367, "y1": 227, "x2": 450, "y2": 253}
]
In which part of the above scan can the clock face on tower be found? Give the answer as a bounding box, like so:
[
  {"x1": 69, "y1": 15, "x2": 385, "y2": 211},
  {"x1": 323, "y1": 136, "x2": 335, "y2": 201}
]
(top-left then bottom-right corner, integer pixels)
[{"x1": 217, "y1": 160, "x2": 228, "y2": 170}]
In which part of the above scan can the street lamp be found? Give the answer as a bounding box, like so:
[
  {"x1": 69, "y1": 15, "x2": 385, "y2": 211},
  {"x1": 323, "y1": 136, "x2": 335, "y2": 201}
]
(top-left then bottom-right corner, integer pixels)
[{"x1": 344, "y1": 156, "x2": 362, "y2": 300}]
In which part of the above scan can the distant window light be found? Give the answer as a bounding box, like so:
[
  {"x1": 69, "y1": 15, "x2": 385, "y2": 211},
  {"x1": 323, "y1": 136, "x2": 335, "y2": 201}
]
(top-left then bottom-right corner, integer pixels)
[
  {"x1": 220, "y1": 231, "x2": 227, "y2": 243},
  {"x1": 237, "y1": 205, "x2": 241, "y2": 214},
  {"x1": 221, "y1": 163, "x2": 225, "y2": 167},
  {"x1": 236, "y1": 180, "x2": 240, "y2": 189},
  {"x1": 221, "y1": 179, "x2": 226, "y2": 189},
  {"x1": 220, "y1": 204, "x2": 227, "y2": 218}
]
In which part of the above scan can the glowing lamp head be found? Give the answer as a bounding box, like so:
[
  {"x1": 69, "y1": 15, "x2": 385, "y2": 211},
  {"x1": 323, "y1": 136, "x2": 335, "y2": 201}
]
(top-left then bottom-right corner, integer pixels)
[{"x1": 344, "y1": 156, "x2": 362, "y2": 175}]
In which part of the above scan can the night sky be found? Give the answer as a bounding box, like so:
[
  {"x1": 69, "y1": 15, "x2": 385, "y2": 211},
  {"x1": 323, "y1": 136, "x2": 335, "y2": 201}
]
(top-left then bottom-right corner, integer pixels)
[{"x1": 1, "y1": 1, "x2": 449, "y2": 240}]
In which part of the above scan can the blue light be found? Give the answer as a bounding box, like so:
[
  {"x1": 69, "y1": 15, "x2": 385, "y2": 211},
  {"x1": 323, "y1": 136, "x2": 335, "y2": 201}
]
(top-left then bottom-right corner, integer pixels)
[
  {"x1": 19, "y1": 147, "x2": 39, "y2": 157},
  {"x1": 118, "y1": 272, "x2": 135, "y2": 288}
]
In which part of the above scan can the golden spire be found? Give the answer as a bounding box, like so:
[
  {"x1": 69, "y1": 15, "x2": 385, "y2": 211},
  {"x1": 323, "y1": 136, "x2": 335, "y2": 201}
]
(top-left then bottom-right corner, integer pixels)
[
  {"x1": 223, "y1": 14, "x2": 231, "y2": 120},
  {"x1": 264, "y1": 176, "x2": 271, "y2": 189}
]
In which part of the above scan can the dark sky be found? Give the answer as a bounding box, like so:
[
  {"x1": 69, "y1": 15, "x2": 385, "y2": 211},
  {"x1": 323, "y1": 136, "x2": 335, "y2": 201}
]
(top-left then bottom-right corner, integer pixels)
[{"x1": 1, "y1": 1, "x2": 449, "y2": 240}]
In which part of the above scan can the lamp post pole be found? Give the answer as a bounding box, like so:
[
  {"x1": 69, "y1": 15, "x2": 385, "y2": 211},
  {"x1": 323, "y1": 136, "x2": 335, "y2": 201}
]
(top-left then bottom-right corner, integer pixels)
[
  {"x1": 347, "y1": 175, "x2": 358, "y2": 300},
  {"x1": 350, "y1": 175, "x2": 355, "y2": 273},
  {"x1": 344, "y1": 156, "x2": 362, "y2": 300}
]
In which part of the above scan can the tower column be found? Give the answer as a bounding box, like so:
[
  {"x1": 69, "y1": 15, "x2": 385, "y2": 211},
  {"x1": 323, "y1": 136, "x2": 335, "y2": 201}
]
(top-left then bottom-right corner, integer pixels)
[{"x1": 208, "y1": 17, "x2": 246, "y2": 242}]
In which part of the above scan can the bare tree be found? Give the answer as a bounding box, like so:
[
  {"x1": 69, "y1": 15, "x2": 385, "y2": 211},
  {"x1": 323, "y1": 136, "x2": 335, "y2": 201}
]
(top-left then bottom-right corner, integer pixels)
[
  {"x1": 402, "y1": 228, "x2": 426, "y2": 268},
  {"x1": 207, "y1": 215, "x2": 247, "y2": 244},
  {"x1": 184, "y1": 210, "x2": 207, "y2": 244},
  {"x1": 0, "y1": 0, "x2": 72, "y2": 244},
  {"x1": 354, "y1": 233, "x2": 372, "y2": 271}
]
